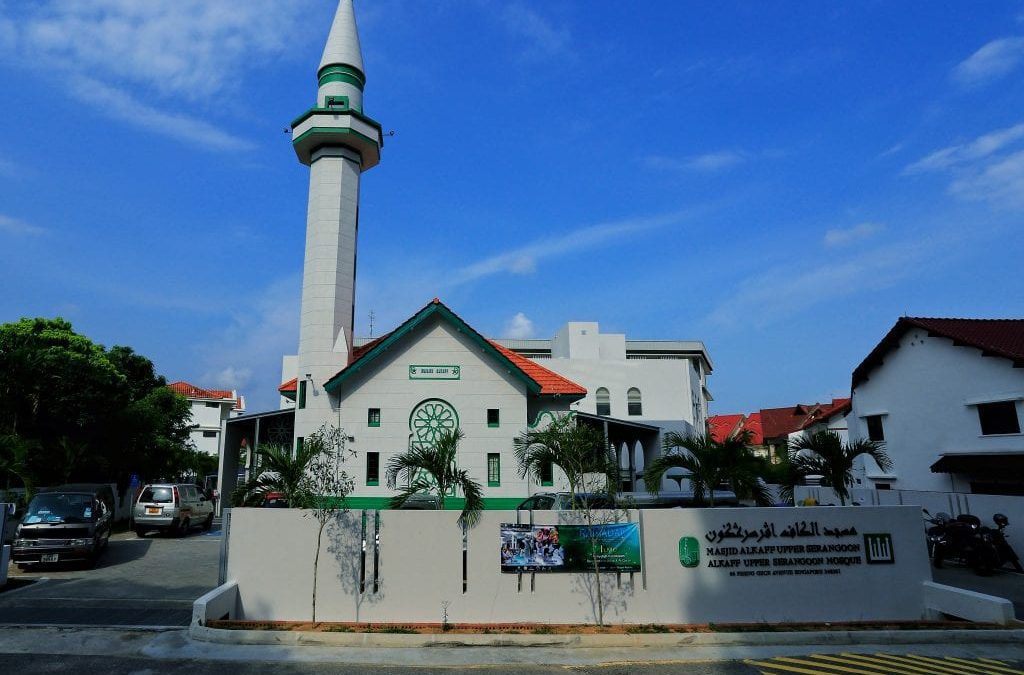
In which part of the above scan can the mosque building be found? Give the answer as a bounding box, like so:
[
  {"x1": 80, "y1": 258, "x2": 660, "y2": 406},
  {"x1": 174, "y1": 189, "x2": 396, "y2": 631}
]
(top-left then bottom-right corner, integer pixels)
[{"x1": 221, "y1": 0, "x2": 712, "y2": 509}]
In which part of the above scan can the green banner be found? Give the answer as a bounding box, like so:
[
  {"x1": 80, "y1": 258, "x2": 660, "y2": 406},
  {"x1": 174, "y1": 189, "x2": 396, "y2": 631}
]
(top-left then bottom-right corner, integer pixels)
[{"x1": 500, "y1": 522, "x2": 641, "y2": 573}]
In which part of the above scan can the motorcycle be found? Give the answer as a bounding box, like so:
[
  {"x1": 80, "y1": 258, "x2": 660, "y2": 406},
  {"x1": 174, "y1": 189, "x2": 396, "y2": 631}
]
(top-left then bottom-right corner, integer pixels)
[{"x1": 925, "y1": 509, "x2": 1023, "y2": 576}]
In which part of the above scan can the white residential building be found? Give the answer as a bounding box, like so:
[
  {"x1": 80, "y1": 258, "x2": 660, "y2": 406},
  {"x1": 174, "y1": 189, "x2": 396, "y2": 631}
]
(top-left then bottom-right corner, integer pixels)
[
  {"x1": 494, "y1": 322, "x2": 712, "y2": 438},
  {"x1": 168, "y1": 382, "x2": 245, "y2": 458},
  {"x1": 847, "y1": 317, "x2": 1024, "y2": 495}
]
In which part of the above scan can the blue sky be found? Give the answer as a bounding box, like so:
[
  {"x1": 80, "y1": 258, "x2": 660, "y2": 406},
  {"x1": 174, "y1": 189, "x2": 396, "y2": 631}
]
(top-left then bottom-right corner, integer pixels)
[{"x1": 1, "y1": 1, "x2": 1023, "y2": 414}]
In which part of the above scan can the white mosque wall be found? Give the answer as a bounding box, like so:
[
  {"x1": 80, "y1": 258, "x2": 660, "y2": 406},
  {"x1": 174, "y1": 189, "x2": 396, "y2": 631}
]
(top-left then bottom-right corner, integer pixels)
[
  {"x1": 224, "y1": 505, "x2": 933, "y2": 624},
  {"x1": 331, "y1": 314, "x2": 571, "y2": 504}
]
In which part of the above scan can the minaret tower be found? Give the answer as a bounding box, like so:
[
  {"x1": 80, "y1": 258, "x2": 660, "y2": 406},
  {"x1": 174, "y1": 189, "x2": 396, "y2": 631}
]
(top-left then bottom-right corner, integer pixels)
[{"x1": 292, "y1": 0, "x2": 383, "y2": 445}]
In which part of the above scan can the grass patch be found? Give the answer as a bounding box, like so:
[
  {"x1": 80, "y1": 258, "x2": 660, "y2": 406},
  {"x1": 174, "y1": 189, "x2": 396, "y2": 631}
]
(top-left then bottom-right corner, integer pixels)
[
  {"x1": 531, "y1": 626, "x2": 555, "y2": 634},
  {"x1": 625, "y1": 624, "x2": 669, "y2": 634}
]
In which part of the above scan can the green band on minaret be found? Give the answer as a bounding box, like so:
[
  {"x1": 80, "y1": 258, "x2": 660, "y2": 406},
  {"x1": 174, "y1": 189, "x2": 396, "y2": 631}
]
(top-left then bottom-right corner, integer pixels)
[{"x1": 318, "y1": 64, "x2": 366, "y2": 90}]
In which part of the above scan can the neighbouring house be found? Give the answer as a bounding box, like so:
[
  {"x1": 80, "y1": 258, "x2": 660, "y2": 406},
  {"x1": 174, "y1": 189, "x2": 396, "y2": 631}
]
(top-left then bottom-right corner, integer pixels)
[
  {"x1": 847, "y1": 317, "x2": 1024, "y2": 495},
  {"x1": 709, "y1": 414, "x2": 744, "y2": 443},
  {"x1": 167, "y1": 382, "x2": 245, "y2": 458}
]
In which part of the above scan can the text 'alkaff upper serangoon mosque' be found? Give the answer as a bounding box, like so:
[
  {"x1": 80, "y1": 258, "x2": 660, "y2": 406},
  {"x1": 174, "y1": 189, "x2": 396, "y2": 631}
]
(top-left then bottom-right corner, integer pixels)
[{"x1": 222, "y1": 0, "x2": 713, "y2": 509}]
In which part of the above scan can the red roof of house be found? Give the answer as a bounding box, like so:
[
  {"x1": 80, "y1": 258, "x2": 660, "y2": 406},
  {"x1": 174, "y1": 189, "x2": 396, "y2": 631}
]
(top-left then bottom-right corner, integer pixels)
[
  {"x1": 488, "y1": 339, "x2": 587, "y2": 396},
  {"x1": 853, "y1": 317, "x2": 1024, "y2": 387},
  {"x1": 708, "y1": 414, "x2": 744, "y2": 442},
  {"x1": 759, "y1": 399, "x2": 851, "y2": 440},
  {"x1": 798, "y1": 398, "x2": 851, "y2": 430},
  {"x1": 278, "y1": 377, "x2": 297, "y2": 394},
  {"x1": 740, "y1": 412, "x2": 764, "y2": 445},
  {"x1": 168, "y1": 381, "x2": 243, "y2": 410}
]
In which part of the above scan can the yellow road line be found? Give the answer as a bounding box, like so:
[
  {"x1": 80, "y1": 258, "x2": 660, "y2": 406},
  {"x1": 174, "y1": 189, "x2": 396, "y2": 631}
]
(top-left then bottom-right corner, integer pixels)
[
  {"x1": 805, "y1": 654, "x2": 901, "y2": 673},
  {"x1": 901, "y1": 652, "x2": 998, "y2": 674},
  {"x1": 869, "y1": 652, "x2": 985, "y2": 675},
  {"x1": 768, "y1": 656, "x2": 888, "y2": 675},
  {"x1": 942, "y1": 655, "x2": 1024, "y2": 675},
  {"x1": 744, "y1": 659, "x2": 833, "y2": 675},
  {"x1": 835, "y1": 652, "x2": 939, "y2": 675}
]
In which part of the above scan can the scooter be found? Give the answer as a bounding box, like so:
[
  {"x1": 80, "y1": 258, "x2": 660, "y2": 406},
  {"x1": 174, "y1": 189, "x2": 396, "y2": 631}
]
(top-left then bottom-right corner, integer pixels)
[{"x1": 926, "y1": 509, "x2": 1023, "y2": 576}]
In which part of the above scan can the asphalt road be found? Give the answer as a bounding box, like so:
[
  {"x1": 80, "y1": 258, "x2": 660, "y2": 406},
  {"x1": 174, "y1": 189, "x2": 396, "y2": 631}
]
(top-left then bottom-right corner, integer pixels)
[{"x1": 2, "y1": 520, "x2": 220, "y2": 626}]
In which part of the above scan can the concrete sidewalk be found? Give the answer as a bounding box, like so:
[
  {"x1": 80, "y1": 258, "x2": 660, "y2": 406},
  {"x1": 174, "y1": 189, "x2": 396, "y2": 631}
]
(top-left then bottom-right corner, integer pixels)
[{"x1": 3, "y1": 625, "x2": 1024, "y2": 668}]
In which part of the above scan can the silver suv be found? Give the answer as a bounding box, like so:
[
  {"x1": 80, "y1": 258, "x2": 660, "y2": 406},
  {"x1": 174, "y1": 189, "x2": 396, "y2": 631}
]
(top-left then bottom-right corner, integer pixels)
[{"x1": 133, "y1": 484, "x2": 214, "y2": 537}]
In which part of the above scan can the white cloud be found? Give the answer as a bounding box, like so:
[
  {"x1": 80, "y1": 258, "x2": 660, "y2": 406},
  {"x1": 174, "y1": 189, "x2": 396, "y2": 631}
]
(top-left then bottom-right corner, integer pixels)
[
  {"x1": 503, "y1": 312, "x2": 535, "y2": 339},
  {"x1": 0, "y1": 1, "x2": 316, "y2": 150},
  {"x1": 904, "y1": 123, "x2": 1024, "y2": 173},
  {"x1": 645, "y1": 150, "x2": 746, "y2": 173},
  {"x1": 71, "y1": 77, "x2": 254, "y2": 151},
  {"x1": 878, "y1": 142, "x2": 905, "y2": 158},
  {"x1": 823, "y1": 222, "x2": 884, "y2": 248},
  {"x1": 0, "y1": 214, "x2": 45, "y2": 236},
  {"x1": 952, "y1": 37, "x2": 1024, "y2": 87},
  {"x1": 496, "y1": 2, "x2": 572, "y2": 62},
  {"x1": 948, "y1": 148, "x2": 1024, "y2": 210},
  {"x1": 199, "y1": 274, "x2": 301, "y2": 411},
  {"x1": 448, "y1": 209, "x2": 696, "y2": 287},
  {"x1": 904, "y1": 122, "x2": 1024, "y2": 210},
  {"x1": 705, "y1": 238, "x2": 939, "y2": 329}
]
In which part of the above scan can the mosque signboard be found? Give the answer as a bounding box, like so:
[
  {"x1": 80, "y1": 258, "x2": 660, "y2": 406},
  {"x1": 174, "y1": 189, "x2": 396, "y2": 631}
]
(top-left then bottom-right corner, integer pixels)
[
  {"x1": 409, "y1": 365, "x2": 461, "y2": 380},
  {"x1": 500, "y1": 522, "x2": 642, "y2": 573}
]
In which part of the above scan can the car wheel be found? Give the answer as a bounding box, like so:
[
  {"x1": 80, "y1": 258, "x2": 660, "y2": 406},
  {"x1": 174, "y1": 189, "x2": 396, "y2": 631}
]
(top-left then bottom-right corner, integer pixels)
[
  {"x1": 177, "y1": 518, "x2": 190, "y2": 537},
  {"x1": 135, "y1": 527, "x2": 147, "y2": 538},
  {"x1": 202, "y1": 514, "x2": 214, "y2": 531}
]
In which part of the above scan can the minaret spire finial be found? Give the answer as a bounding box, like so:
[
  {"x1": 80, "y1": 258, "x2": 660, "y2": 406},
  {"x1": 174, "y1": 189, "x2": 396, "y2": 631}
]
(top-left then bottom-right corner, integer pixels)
[{"x1": 319, "y1": 0, "x2": 365, "y2": 79}]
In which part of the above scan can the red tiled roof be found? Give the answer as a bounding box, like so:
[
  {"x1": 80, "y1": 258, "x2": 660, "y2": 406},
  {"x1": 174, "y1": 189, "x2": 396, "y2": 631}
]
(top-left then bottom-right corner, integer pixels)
[
  {"x1": 708, "y1": 414, "x2": 744, "y2": 443},
  {"x1": 798, "y1": 398, "x2": 851, "y2": 430},
  {"x1": 168, "y1": 381, "x2": 241, "y2": 409},
  {"x1": 853, "y1": 317, "x2": 1024, "y2": 387},
  {"x1": 759, "y1": 406, "x2": 808, "y2": 441},
  {"x1": 740, "y1": 412, "x2": 764, "y2": 445},
  {"x1": 488, "y1": 339, "x2": 587, "y2": 396},
  {"x1": 278, "y1": 377, "x2": 297, "y2": 393}
]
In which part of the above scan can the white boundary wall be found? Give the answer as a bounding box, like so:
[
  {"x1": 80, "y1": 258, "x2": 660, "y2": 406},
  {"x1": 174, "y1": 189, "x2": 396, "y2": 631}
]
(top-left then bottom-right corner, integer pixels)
[
  {"x1": 225, "y1": 506, "x2": 931, "y2": 625},
  {"x1": 794, "y1": 486, "x2": 1024, "y2": 535}
]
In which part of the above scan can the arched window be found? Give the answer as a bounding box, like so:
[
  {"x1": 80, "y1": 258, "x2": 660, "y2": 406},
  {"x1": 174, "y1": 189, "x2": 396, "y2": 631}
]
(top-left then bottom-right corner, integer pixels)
[
  {"x1": 595, "y1": 387, "x2": 611, "y2": 416},
  {"x1": 627, "y1": 388, "x2": 642, "y2": 416}
]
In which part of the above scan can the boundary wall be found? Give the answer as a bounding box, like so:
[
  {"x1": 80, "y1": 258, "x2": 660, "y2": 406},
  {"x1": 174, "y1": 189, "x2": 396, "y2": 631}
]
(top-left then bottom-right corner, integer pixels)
[
  {"x1": 223, "y1": 506, "x2": 932, "y2": 625},
  {"x1": 794, "y1": 487, "x2": 1024, "y2": 532}
]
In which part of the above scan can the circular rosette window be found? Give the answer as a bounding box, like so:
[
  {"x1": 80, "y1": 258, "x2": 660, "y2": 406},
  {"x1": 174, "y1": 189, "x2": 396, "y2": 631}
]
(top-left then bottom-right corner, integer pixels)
[{"x1": 409, "y1": 398, "x2": 459, "y2": 447}]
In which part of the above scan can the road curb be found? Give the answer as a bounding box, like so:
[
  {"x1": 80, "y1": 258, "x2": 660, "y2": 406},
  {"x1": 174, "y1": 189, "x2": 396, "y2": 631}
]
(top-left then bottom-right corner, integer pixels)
[{"x1": 188, "y1": 624, "x2": 1024, "y2": 648}]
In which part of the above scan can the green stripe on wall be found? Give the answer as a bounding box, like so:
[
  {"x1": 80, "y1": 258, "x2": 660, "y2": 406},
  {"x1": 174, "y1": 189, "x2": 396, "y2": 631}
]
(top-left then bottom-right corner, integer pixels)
[{"x1": 321, "y1": 496, "x2": 527, "y2": 511}]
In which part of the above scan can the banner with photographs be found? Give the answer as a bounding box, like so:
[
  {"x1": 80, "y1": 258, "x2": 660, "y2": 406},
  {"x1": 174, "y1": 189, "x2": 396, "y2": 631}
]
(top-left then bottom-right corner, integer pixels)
[{"x1": 500, "y1": 522, "x2": 642, "y2": 573}]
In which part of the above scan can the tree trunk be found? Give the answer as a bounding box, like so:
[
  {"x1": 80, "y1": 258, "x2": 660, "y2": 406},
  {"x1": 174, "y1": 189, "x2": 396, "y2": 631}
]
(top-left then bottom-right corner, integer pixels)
[
  {"x1": 312, "y1": 520, "x2": 325, "y2": 624},
  {"x1": 586, "y1": 507, "x2": 604, "y2": 626}
]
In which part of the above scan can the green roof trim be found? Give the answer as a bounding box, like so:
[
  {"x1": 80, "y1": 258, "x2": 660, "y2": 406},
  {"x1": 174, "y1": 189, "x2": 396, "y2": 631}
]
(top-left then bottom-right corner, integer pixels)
[
  {"x1": 324, "y1": 496, "x2": 527, "y2": 511},
  {"x1": 290, "y1": 106, "x2": 383, "y2": 135},
  {"x1": 291, "y1": 126, "x2": 380, "y2": 152},
  {"x1": 317, "y1": 63, "x2": 366, "y2": 88},
  {"x1": 318, "y1": 64, "x2": 365, "y2": 90},
  {"x1": 323, "y1": 301, "x2": 542, "y2": 396}
]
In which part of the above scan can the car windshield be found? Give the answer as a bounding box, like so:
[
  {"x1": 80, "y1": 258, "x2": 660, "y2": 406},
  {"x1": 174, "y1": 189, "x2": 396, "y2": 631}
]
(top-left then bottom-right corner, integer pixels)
[
  {"x1": 140, "y1": 487, "x2": 174, "y2": 504},
  {"x1": 24, "y1": 493, "x2": 94, "y2": 524}
]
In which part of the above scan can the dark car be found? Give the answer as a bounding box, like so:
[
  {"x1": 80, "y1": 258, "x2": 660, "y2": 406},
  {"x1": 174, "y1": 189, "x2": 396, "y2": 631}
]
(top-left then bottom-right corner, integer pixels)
[
  {"x1": 261, "y1": 491, "x2": 289, "y2": 508},
  {"x1": 12, "y1": 489, "x2": 112, "y2": 569}
]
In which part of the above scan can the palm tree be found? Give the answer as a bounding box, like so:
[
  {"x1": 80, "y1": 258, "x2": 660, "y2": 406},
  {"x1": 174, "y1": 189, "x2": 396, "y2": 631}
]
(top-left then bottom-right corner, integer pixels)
[
  {"x1": 385, "y1": 427, "x2": 484, "y2": 528},
  {"x1": 514, "y1": 415, "x2": 619, "y2": 626},
  {"x1": 513, "y1": 415, "x2": 618, "y2": 505},
  {"x1": 645, "y1": 432, "x2": 772, "y2": 506},
  {"x1": 787, "y1": 430, "x2": 893, "y2": 506},
  {"x1": 230, "y1": 442, "x2": 317, "y2": 507}
]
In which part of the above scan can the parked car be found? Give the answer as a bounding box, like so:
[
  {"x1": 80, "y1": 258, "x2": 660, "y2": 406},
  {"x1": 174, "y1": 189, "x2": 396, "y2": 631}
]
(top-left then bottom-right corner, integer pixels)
[
  {"x1": 261, "y1": 491, "x2": 289, "y2": 508},
  {"x1": 11, "y1": 488, "x2": 113, "y2": 569},
  {"x1": 516, "y1": 492, "x2": 616, "y2": 510},
  {"x1": 132, "y1": 483, "x2": 214, "y2": 537}
]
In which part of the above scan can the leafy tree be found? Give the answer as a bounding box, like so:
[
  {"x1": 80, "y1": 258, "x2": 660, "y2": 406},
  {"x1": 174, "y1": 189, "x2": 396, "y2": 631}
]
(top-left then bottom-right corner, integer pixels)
[
  {"x1": 385, "y1": 427, "x2": 483, "y2": 528},
  {"x1": 787, "y1": 430, "x2": 893, "y2": 506},
  {"x1": 230, "y1": 426, "x2": 354, "y2": 624},
  {"x1": 645, "y1": 432, "x2": 772, "y2": 507},
  {"x1": 513, "y1": 415, "x2": 618, "y2": 506},
  {"x1": 0, "y1": 317, "x2": 194, "y2": 497},
  {"x1": 513, "y1": 415, "x2": 619, "y2": 625},
  {"x1": 231, "y1": 443, "x2": 317, "y2": 507}
]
